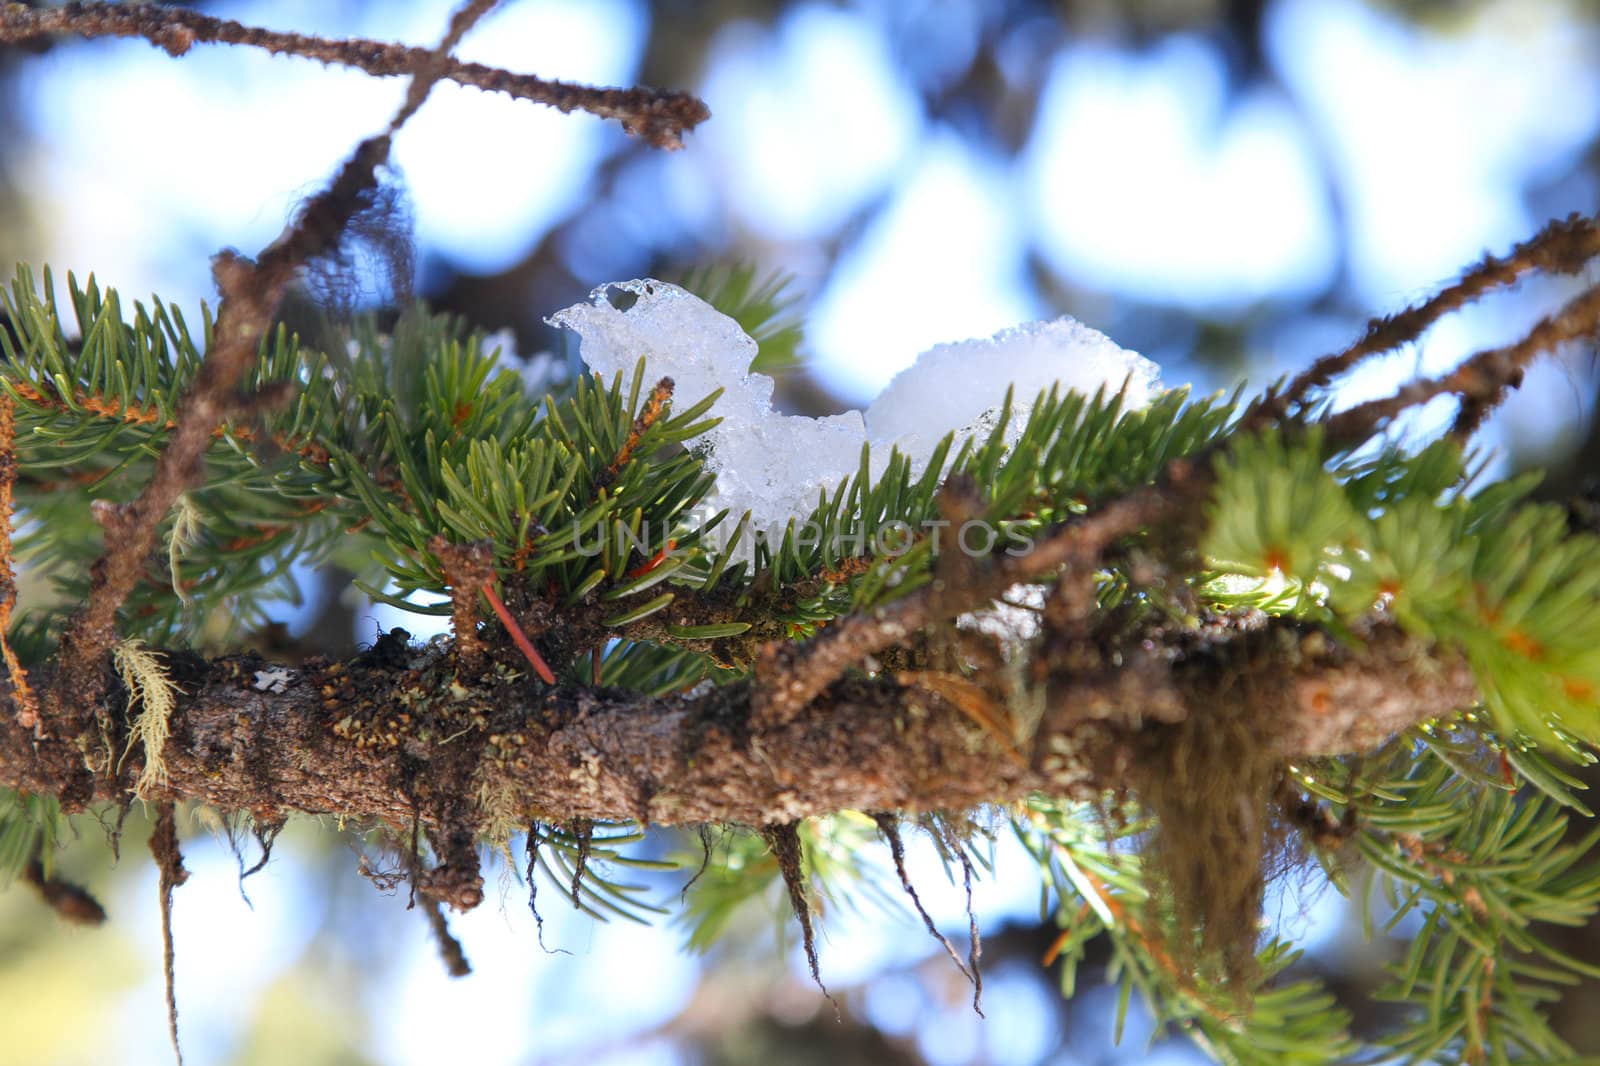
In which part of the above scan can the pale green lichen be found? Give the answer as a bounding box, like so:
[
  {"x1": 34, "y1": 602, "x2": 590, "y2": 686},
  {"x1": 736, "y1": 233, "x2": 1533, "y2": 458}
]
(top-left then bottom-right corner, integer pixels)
[
  {"x1": 113, "y1": 639, "x2": 182, "y2": 801},
  {"x1": 166, "y1": 493, "x2": 205, "y2": 605}
]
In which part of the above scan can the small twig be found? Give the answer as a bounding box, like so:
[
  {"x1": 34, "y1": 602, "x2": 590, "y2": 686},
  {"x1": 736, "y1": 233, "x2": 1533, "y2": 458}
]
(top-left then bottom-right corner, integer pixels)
[
  {"x1": 870, "y1": 813, "x2": 978, "y2": 999},
  {"x1": 1268, "y1": 212, "x2": 1600, "y2": 419},
  {"x1": 480, "y1": 581, "x2": 558, "y2": 684},
  {"x1": 753, "y1": 479, "x2": 1188, "y2": 727},
  {"x1": 761, "y1": 821, "x2": 837, "y2": 1012},
  {"x1": 150, "y1": 803, "x2": 189, "y2": 1066},
  {"x1": 566, "y1": 817, "x2": 594, "y2": 908},
  {"x1": 22, "y1": 859, "x2": 106, "y2": 926},
  {"x1": 680, "y1": 824, "x2": 717, "y2": 902},
  {"x1": 420, "y1": 893, "x2": 473, "y2": 977},
  {"x1": 1325, "y1": 283, "x2": 1600, "y2": 447},
  {"x1": 0, "y1": 2, "x2": 710, "y2": 149},
  {"x1": 431, "y1": 537, "x2": 496, "y2": 668},
  {"x1": 600, "y1": 376, "x2": 674, "y2": 488},
  {"x1": 1448, "y1": 392, "x2": 1497, "y2": 445},
  {"x1": 391, "y1": 833, "x2": 476, "y2": 975},
  {"x1": 954, "y1": 834, "x2": 984, "y2": 1014},
  {"x1": 0, "y1": 395, "x2": 38, "y2": 730}
]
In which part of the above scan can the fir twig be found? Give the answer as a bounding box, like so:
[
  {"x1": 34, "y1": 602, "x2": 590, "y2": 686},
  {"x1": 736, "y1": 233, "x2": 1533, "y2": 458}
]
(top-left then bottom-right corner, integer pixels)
[
  {"x1": 601, "y1": 376, "x2": 674, "y2": 488},
  {"x1": 431, "y1": 537, "x2": 495, "y2": 667},
  {"x1": 1270, "y1": 212, "x2": 1600, "y2": 416},
  {"x1": 0, "y1": 1, "x2": 710, "y2": 149},
  {"x1": 753, "y1": 477, "x2": 1190, "y2": 726},
  {"x1": 53, "y1": 0, "x2": 491, "y2": 734},
  {"x1": 1326, "y1": 283, "x2": 1600, "y2": 446}
]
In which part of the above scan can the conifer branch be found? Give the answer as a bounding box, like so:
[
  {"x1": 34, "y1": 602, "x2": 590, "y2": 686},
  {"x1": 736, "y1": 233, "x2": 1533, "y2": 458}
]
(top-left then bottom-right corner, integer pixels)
[
  {"x1": 0, "y1": 621, "x2": 1476, "y2": 833},
  {"x1": 753, "y1": 467, "x2": 1203, "y2": 727},
  {"x1": 0, "y1": 1, "x2": 709, "y2": 149},
  {"x1": 52, "y1": 0, "x2": 493, "y2": 738}
]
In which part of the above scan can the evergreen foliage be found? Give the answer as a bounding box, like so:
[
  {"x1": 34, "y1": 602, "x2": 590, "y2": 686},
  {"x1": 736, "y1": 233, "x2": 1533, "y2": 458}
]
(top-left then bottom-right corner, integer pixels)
[{"x1": 1, "y1": 252, "x2": 1599, "y2": 1064}]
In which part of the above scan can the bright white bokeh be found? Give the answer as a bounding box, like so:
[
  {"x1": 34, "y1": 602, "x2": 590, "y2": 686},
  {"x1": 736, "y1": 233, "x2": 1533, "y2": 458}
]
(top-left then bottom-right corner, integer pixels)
[
  {"x1": 1023, "y1": 36, "x2": 1337, "y2": 308},
  {"x1": 1268, "y1": 0, "x2": 1600, "y2": 304},
  {"x1": 698, "y1": 3, "x2": 922, "y2": 242},
  {"x1": 809, "y1": 134, "x2": 1042, "y2": 402}
]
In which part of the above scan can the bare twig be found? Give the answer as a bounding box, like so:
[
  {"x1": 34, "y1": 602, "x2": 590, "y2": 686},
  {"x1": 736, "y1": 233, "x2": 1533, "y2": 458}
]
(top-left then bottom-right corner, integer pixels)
[
  {"x1": 753, "y1": 476, "x2": 1193, "y2": 727},
  {"x1": 0, "y1": 1, "x2": 709, "y2": 149},
  {"x1": 150, "y1": 803, "x2": 188, "y2": 1066},
  {"x1": 420, "y1": 894, "x2": 473, "y2": 977},
  {"x1": 761, "y1": 821, "x2": 835, "y2": 1009},
  {"x1": 871, "y1": 813, "x2": 978, "y2": 998},
  {"x1": 431, "y1": 537, "x2": 496, "y2": 667},
  {"x1": 391, "y1": 833, "x2": 475, "y2": 976},
  {"x1": 22, "y1": 859, "x2": 106, "y2": 926},
  {"x1": 1325, "y1": 283, "x2": 1600, "y2": 447},
  {"x1": 1268, "y1": 213, "x2": 1600, "y2": 418}
]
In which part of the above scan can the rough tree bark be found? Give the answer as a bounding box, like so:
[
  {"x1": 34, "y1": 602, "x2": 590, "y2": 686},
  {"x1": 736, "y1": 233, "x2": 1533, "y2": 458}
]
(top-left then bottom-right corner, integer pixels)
[{"x1": 0, "y1": 616, "x2": 1477, "y2": 906}]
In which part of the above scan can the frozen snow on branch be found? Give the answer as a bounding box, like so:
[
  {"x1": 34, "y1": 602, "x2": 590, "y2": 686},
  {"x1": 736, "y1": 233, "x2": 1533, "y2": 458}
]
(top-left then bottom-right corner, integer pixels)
[{"x1": 548, "y1": 280, "x2": 1161, "y2": 535}]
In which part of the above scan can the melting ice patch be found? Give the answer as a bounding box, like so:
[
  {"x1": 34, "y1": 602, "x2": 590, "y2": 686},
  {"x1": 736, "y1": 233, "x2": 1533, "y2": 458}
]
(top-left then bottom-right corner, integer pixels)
[{"x1": 548, "y1": 279, "x2": 1161, "y2": 538}]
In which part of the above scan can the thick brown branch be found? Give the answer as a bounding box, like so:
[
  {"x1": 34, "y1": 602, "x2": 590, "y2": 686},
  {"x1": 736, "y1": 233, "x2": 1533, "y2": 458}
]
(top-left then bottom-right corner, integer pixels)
[
  {"x1": 0, "y1": 623, "x2": 1477, "y2": 837},
  {"x1": 0, "y1": 1, "x2": 710, "y2": 148}
]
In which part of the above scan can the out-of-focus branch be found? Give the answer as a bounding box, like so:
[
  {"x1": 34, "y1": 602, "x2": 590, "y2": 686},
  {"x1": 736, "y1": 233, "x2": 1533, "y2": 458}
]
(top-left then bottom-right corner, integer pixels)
[{"x1": 0, "y1": 1, "x2": 709, "y2": 148}]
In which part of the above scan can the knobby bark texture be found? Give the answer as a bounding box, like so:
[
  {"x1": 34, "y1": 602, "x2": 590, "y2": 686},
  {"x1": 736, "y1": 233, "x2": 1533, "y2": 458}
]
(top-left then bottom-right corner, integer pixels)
[{"x1": 0, "y1": 621, "x2": 1478, "y2": 886}]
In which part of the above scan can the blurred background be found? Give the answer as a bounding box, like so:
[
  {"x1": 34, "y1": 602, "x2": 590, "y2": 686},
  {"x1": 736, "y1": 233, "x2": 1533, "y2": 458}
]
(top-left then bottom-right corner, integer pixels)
[{"x1": 2, "y1": 0, "x2": 1599, "y2": 1063}]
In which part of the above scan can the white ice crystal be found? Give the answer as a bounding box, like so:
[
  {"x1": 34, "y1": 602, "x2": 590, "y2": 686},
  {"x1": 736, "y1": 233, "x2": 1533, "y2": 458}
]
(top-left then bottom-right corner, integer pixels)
[
  {"x1": 547, "y1": 281, "x2": 872, "y2": 537},
  {"x1": 548, "y1": 280, "x2": 1161, "y2": 543},
  {"x1": 865, "y1": 318, "x2": 1162, "y2": 463}
]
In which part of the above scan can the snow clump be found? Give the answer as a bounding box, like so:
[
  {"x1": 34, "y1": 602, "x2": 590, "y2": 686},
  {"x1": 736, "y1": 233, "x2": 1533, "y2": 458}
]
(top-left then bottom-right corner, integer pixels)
[{"x1": 548, "y1": 279, "x2": 1161, "y2": 541}]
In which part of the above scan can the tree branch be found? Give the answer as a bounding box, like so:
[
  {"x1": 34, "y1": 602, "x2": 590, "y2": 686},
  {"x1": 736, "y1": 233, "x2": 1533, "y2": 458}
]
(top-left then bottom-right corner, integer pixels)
[
  {"x1": 1325, "y1": 282, "x2": 1600, "y2": 446},
  {"x1": 753, "y1": 472, "x2": 1202, "y2": 727},
  {"x1": 0, "y1": 621, "x2": 1478, "y2": 840},
  {"x1": 50, "y1": 0, "x2": 495, "y2": 739},
  {"x1": 1260, "y1": 212, "x2": 1600, "y2": 421},
  {"x1": 0, "y1": 1, "x2": 710, "y2": 149}
]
